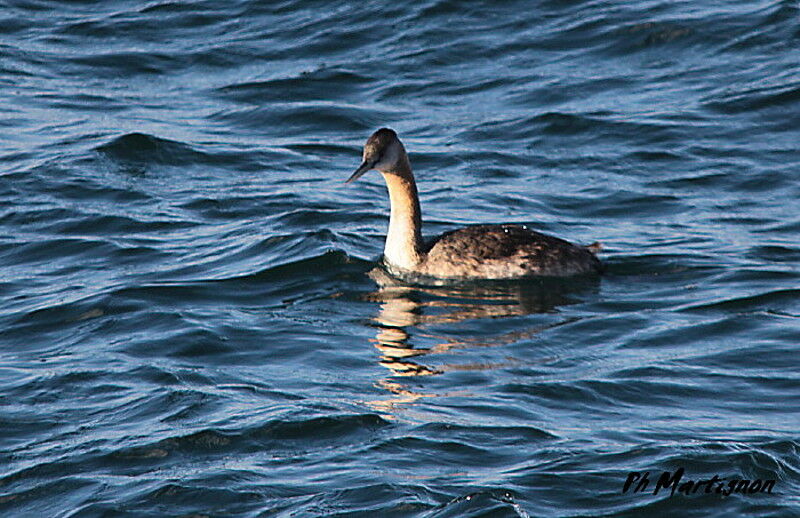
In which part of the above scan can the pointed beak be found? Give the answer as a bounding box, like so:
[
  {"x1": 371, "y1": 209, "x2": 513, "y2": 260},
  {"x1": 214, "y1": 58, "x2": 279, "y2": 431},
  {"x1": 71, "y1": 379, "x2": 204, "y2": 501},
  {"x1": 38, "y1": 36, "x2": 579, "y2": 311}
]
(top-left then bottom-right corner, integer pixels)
[{"x1": 346, "y1": 160, "x2": 372, "y2": 183}]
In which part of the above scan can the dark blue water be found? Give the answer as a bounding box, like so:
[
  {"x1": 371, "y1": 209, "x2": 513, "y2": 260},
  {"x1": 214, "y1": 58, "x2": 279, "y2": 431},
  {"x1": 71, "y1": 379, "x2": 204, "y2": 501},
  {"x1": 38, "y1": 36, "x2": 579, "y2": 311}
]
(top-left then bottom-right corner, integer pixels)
[{"x1": 2, "y1": 1, "x2": 800, "y2": 516}]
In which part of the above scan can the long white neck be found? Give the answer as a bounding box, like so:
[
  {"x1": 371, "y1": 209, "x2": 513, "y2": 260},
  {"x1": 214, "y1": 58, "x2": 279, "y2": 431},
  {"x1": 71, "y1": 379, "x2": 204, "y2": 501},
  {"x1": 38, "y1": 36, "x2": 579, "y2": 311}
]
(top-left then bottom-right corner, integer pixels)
[{"x1": 381, "y1": 169, "x2": 424, "y2": 271}]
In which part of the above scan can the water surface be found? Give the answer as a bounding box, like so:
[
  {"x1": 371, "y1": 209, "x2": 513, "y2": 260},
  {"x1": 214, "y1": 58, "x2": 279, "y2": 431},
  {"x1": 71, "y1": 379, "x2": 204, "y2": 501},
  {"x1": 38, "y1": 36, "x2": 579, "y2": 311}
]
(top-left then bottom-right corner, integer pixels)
[{"x1": 1, "y1": 1, "x2": 799, "y2": 516}]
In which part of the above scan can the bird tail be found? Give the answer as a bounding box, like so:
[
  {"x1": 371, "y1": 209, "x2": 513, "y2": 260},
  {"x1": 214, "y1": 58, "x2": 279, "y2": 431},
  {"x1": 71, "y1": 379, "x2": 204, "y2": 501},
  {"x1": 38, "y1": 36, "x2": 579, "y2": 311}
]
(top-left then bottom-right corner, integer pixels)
[{"x1": 586, "y1": 241, "x2": 603, "y2": 253}]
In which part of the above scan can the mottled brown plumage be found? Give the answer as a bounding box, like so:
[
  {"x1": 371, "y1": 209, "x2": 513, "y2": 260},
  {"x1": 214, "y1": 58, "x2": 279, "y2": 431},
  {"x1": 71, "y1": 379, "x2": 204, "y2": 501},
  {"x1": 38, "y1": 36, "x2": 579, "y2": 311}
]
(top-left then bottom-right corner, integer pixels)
[
  {"x1": 347, "y1": 128, "x2": 602, "y2": 280},
  {"x1": 421, "y1": 224, "x2": 601, "y2": 278}
]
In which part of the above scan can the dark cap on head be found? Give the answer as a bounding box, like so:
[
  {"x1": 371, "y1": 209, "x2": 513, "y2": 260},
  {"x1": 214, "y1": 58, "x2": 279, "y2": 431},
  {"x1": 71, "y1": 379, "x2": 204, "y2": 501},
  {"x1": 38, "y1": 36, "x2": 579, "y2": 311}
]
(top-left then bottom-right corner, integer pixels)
[{"x1": 366, "y1": 128, "x2": 397, "y2": 150}]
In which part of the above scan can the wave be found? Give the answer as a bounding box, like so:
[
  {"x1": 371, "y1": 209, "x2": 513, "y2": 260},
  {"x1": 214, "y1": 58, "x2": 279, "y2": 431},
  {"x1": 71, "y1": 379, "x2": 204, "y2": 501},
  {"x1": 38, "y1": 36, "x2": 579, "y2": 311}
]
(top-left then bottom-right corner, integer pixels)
[
  {"x1": 94, "y1": 132, "x2": 281, "y2": 174},
  {"x1": 96, "y1": 133, "x2": 205, "y2": 167}
]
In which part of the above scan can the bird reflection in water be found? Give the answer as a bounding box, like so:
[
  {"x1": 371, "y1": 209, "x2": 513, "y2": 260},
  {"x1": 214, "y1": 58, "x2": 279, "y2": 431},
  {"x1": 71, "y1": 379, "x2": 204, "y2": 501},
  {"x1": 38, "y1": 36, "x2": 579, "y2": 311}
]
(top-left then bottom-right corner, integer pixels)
[{"x1": 363, "y1": 267, "x2": 599, "y2": 416}]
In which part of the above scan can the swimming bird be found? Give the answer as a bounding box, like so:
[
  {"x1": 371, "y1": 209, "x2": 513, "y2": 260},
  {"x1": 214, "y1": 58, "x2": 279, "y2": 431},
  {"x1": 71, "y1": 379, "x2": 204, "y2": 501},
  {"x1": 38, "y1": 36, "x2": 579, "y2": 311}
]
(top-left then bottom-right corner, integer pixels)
[{"x1": 347, "y1": 128, "x2": 602, "y2": 280}]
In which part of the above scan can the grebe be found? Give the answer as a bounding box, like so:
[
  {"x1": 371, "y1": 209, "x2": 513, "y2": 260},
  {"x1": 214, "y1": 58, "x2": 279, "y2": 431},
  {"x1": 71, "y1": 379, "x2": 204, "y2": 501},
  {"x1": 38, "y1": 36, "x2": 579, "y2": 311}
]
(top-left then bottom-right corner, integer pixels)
[{"x1": 347, "y1": 128, "x2": 602, "y2": 280}]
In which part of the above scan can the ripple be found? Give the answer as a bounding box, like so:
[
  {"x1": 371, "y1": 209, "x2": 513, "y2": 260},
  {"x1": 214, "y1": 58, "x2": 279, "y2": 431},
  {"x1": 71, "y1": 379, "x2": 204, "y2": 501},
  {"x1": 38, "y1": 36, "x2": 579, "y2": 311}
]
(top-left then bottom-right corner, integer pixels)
[
  {"x1": 704, "y1": 82, "x2": 800, "y2": 114},
  {"x1": 216, "y1": 69, "x2": 371, "y2": 105},
  {"x1": 682, "y1": 288, "x2": 800, "y2": 313},
  {"x1": 209, "y1": 103, "x2": 394, "y2": 134}
]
